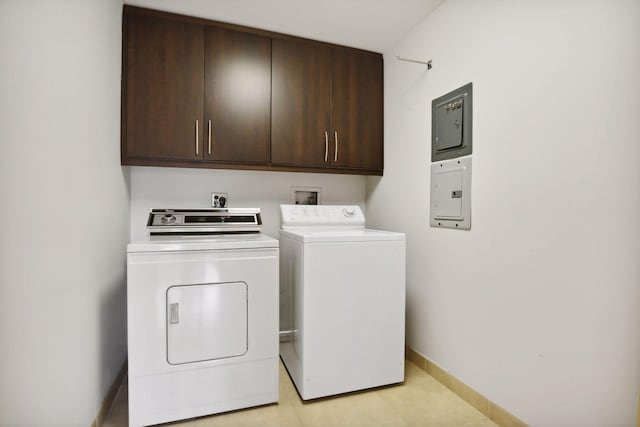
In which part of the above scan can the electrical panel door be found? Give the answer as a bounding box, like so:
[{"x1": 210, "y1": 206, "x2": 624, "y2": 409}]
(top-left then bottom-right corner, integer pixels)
[{"x1": 432, "y1": 83, "x2": 472, "y2": 161}]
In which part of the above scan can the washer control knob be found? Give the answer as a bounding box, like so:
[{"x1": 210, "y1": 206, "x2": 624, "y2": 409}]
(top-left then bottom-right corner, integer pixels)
[{"x1": 343, "y1": 208, "x2": 355, "y2": 218}]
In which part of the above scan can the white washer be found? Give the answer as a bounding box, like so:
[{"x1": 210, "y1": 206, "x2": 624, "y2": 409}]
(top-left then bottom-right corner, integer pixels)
[
  {"x1": 127, "y1": 209, "x2": 279, "y2": 427},
  {"x1": 279, "y1": 204, "x2": 406, "y2": 400}
]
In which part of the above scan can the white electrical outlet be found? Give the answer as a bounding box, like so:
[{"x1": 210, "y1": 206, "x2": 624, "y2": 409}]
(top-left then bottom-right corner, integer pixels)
[{"x1": 211, "y1": 192, "x2": 228, "y2": 208}]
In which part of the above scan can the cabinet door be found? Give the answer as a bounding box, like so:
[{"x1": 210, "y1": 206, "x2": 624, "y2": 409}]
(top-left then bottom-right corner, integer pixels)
[
  {"x1": 204, "y1": 27, "x2": 271, "y2": 164},
  {"x1": 123, "y1": 11, "x2": 204, "y2": 161},
  {"x1": 330, "y1": 49, "x2": 383, "y2": 171},
  {"x1": 271, "y1": 39, "x2": 331, "y2": 167}
]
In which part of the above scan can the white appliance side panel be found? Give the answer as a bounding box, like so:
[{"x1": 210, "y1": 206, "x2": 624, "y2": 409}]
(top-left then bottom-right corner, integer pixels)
[
  {"x1": 127, "y1": 248, "x2": 278, "y2": 377},
  {"x1": 167, "y1": 282, "x2": 248, "y2": 365},
  {"x1": 301, "y1": 240, "x2": 406, "y2": 399},
  {"x1": 278, "y1": 236, "x2": 305, "y2": 394}
]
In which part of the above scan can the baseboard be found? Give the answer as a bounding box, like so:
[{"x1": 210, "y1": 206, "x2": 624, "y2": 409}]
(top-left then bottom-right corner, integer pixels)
[
  {"x1": 91, "y1": 360, "x2": 128, "y2": 427},
  {"x1": 406, "y1": 347, "x2": 528, "y2": 427}
]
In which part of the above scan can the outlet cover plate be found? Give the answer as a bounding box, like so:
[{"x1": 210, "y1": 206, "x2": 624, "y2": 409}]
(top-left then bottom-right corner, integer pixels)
[{"x1": 211, "y1": 192, "x2": 228, "y2": 208}]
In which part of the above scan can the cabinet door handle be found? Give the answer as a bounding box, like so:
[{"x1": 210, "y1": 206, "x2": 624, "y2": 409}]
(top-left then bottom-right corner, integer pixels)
[
  {"x1": 324, "y1": 131, "x2": 329, "y2": 162},
  {"x1": 195, "y1": 120, "x2": 199, "y2": 156},
  {"x1": 208, "y1": 120, "x2": 212, "y2": 156},
  {"x1": 334, "y1": 131, "x2": 338, "y2": 162}
]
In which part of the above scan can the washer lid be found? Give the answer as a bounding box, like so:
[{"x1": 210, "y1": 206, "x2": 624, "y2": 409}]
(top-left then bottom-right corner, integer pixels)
[
  {"x1": 127, "y1": 233, "x2": 279, "y2": 253},
  {"x1": 280, "y1": 228, "x2": 405, "y2": 243}
]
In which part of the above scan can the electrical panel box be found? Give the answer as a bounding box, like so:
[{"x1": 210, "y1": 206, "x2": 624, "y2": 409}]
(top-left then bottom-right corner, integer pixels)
[
  {"x1": 430, "y1": 156, "x2": 471, "y2": 230},
  {"x1": 432, "y1": 82, "x2": 472, "y2": 161}
]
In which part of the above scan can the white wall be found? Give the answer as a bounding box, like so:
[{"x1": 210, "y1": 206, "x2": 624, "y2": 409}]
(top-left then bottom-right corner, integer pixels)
[
  {"x1": 129, "y1": 167, "x2": 365, "y2": 240},
  {"x1": 367, "y1": 0, "x2": 640, "y2": 425},
  {"x1": 0, "y1": 1, "x2": 128, "y2": 426}
]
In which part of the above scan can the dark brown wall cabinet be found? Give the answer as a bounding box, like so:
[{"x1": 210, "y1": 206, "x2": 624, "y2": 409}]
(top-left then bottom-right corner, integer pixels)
[
  {"x1": 123, "y1": 11, "x2": 204, "y2": 162},
  {"x1": 123, "y1": 8, "x2": 271, "y2": 166},
  {"x1": 272, "y1": 39, "x2": 383, "y2": 172},
  {"x1": 122, "y1": 6, "x2": 383, "y2": 175},
  {"x1": 204, "y1": 27, "x2": 271, "y2": 164}
]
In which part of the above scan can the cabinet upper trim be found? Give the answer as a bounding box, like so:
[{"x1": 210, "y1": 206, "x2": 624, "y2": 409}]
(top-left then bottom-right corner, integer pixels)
[{"x1": 123, "y1": 5, "x2": 383, "y2": 56}]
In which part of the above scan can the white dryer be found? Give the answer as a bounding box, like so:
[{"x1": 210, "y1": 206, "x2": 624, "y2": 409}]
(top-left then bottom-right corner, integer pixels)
[
  {"x1": 127, "y1": 209, "x2": 279, "y2": 427},
  {"x1": 279, "y1": 204, "x2": 406, "y2": 400}
]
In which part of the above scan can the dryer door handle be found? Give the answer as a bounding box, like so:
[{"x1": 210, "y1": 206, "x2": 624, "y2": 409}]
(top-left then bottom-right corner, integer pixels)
[{"x1": 169, "y1": 303, "x2": 179, "y2": 324}]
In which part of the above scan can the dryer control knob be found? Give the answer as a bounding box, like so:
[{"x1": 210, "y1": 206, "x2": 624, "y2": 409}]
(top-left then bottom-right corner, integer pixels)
[{"x1": 161, "y1": 214, "x2": 176, "y2": 224}]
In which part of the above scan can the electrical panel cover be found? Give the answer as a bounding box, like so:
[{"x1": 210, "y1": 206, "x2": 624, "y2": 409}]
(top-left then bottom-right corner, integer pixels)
[{"x1": 432, "y1": 82, "x2": 472, "y2": 161}]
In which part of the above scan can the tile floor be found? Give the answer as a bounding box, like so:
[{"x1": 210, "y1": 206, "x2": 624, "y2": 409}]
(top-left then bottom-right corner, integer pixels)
[{"x1": 104, "y1": 360, "x2": 498, "y2": 427}]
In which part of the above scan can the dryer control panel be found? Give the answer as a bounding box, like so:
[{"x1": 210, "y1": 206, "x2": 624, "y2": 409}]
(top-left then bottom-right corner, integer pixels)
[{"x1": 280, "y1": 205, "x2": 365, "y2": 228}]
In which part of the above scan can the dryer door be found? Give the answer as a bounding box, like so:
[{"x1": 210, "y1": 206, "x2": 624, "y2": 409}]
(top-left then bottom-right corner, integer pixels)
[{"x1": 166, "y1": 282, "x2": 248, "y2": 365}]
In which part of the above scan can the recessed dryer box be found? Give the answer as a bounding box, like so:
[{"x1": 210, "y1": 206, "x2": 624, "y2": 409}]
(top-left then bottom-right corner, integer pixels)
[
  {"x1": 430, "y1": 156, "x2": 471, "y2": 230},
  {"x1": 290, "y1": 186, "x2": 321, "y2": 205},
  {"x1": 432, "y1": 82, "x2": 472, "y2": 161}
]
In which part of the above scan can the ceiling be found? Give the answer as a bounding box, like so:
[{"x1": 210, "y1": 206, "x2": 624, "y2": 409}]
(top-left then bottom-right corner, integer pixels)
[{"x1": 123, "y1": 0, "x2": 444, "y2": 53}]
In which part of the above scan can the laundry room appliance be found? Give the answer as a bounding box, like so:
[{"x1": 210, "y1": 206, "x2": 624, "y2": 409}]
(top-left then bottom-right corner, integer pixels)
[
  {"x1": 127, "y1": 208, "x2": 279, "y2": 427},
  {"x1": 279, "y1": 204, "x2": 406, "y2": 400}
]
